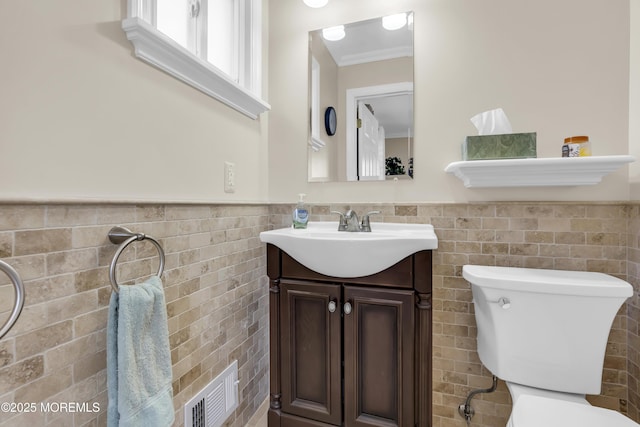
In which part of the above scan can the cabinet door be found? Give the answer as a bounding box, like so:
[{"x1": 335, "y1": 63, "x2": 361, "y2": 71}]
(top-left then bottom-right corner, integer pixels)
[
  {"x1": 280, "y1": 280, "x2": 342, "y2": 425},
  {"x1": 343, "y1": 286, "x2": 415, "y2": 427}
]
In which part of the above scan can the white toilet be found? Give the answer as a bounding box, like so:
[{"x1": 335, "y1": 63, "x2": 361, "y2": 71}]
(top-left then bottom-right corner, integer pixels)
[{"x1": 463, "y1": 265, "x2": 639, "y2": 427}]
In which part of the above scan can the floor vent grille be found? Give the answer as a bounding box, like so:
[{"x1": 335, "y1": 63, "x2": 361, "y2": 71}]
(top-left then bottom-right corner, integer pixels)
[{"x1": 184, "y1": 360, "x2": 239, "y2": 427}]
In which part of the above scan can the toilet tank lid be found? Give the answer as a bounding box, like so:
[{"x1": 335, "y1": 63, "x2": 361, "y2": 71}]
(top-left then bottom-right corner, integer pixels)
[{"x1": 462, "y1": 265, "x2": 632, "y2": 298}]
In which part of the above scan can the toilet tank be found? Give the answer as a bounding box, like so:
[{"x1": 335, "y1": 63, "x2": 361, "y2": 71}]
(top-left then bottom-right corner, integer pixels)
[{"x1": 463, "y1": 265, "x2": 632, "y2": 395}]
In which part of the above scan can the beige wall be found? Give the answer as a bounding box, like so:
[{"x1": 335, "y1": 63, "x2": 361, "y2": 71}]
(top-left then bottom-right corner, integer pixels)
[
  {"x1": 1, "y1": 0, "x2": 634, "y2": 203},
  {"x1": 269, "y1": 0, "x2": 632, "y2": 203},
  {"x1": 386, "y1": 136, "x2": 411, "y2": 176},
  {"x1": 0, "y1": 1, "x2": 269, "y2": 204},
  {"x1": 630, "y1": 0, "x2": 640, "y2": 198},
  {"x1": 309, "y1": 32, "x2": 339, "y2": 181}
]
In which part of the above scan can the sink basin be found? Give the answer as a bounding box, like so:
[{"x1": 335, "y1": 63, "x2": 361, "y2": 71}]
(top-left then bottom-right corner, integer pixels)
[{"x1": 259, "y1": 221, "x2": 438, "y2": 278}]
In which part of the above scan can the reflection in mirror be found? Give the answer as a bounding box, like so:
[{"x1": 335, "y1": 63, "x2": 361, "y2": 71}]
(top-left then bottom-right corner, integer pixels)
[{"x1": 308, "y1": 12, "x2": 414, "y2": 182}]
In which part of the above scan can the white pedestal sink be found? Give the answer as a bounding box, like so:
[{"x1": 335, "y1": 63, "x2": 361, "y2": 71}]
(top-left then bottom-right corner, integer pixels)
[{"x1": 259, "y1": 221, "x2": 438, "y2": 278}]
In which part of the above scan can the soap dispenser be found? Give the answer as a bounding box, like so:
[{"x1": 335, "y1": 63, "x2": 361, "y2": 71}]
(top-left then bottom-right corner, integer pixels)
[{"x1": 292, "y1": 193, "x2": 309, "y2": 229}]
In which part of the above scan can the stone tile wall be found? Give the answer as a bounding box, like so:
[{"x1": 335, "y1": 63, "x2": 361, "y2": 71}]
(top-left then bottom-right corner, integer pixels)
[
  {"x1": 0, "y1": 204, "x2": 270, "y2": 427},
  {"x1": 270, "y1": 202, "x2": 637, "y2": 427},
  {"x1": 426, "y1": 203, "x2": 631, "y2": 427},
  {"x1": 0, "y1": 201, "x2": 637, "y2": 427},
  {"x1": 628, "y1": 205, "x2": 640, "y2": 421}
]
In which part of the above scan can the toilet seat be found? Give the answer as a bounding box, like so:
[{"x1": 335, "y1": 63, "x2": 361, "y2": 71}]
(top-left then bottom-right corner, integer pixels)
[{"x1": 510, "y1": 395, "x2": 639, "y2": 427}]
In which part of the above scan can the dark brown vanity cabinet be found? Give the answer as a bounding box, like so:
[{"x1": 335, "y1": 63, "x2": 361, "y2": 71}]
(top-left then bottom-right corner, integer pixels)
[{"x1": 266, "y1": 244, "x2": 433, "y2": 427}]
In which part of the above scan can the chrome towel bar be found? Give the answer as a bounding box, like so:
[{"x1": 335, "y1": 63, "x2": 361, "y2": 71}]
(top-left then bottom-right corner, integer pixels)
[
  {"x1": 0, "y1": 260, "x2": 25, "y2": 340},
  {"x1": 108, "y1": 226, "x2": 165, "y2": 293}
]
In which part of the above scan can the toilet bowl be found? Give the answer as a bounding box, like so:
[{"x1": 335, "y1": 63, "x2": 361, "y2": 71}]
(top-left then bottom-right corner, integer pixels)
[
  {"x1": 508, "y1": 394, "x2": 638, "y2": 427},
  {"x1": 505, "y1": 383, "x2": 638, "y2": 427},
  {"x1": 463, "y1": 265, "x2": 639, "y2": 427}
]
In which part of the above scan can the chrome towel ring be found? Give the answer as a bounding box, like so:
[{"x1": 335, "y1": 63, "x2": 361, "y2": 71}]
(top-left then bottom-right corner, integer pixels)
[
  {"x1": 108, "y1": 226, "x2": 165, "y2": 293},
  {"x1": 0, "y1": 260, "x2": 25, "y2": 340}
]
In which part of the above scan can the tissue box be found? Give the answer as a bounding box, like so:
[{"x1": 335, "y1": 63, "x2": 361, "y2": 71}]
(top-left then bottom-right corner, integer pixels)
[{"x1": 462, "y1": 132, "x2": 537, "y2": 161}]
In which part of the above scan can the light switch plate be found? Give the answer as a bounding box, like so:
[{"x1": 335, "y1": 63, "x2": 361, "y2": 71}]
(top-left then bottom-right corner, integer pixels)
[{"x1": 224, "y1": 161, "x2": 235, "y2": 193}]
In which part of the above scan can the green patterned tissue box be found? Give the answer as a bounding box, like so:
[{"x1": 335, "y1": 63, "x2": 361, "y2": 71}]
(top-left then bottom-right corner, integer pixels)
[{"x1": 463, "y1": 132, "x2": 537, "y2": 160}]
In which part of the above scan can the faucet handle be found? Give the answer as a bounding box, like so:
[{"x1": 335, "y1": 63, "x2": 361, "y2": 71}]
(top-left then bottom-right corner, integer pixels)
[
  {"x1": 360, "y1": 211, "x2": 381, "y2": 232},
  {"x1": 330, "y1": 211, "x2": 348, "y2": 231}
]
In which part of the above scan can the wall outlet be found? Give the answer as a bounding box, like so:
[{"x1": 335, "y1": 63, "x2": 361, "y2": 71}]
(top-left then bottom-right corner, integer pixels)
[{"x1": 224, "y1": 161, "x2": 235, "y2": 193}]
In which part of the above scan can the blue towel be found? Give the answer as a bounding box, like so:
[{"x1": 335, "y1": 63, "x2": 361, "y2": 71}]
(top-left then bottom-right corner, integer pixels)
[{"x1": 107, "y1": 276, "x2": 174, "y2": 427}]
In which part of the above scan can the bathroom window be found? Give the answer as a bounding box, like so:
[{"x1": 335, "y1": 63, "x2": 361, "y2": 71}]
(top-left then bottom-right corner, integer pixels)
[{"x1": 122, "y1": 0, "x2": 270, "y2": 119}]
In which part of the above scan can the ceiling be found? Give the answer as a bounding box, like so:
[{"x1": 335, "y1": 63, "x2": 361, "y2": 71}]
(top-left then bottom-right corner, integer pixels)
[
  {"x1": 321, "y1": 15, "x2": 413, "y2": 67},
  {"x1": 359, "y1": 93, "x2": 413, "y2": 139}
]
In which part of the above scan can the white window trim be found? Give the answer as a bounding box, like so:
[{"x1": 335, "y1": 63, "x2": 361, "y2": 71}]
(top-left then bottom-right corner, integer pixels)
[{"x1": 122, "y1": 6, "x2": 270, "y2": 119}]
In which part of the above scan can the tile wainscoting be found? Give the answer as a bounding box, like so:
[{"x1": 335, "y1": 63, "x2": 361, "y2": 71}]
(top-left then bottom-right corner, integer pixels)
[
  {"x1": 0, "y1": 204, "x2": 270, "y2": 427},
  {"x1": 0, "y1": 201, "x2": 638, "y2": 427},
  {"x1": 628, "y1": 205, "x2": 640, "y2": 423}
]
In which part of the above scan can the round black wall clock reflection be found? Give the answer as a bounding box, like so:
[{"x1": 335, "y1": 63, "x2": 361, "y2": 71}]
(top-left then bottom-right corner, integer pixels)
[{"x1": 324, "y1": 106, "x2": 337, "y2": 136}]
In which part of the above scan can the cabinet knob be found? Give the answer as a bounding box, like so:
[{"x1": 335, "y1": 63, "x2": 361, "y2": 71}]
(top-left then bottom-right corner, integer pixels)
[
  {"x1": 328, "y1": 301, "x2": 337, "y2": 313},
  {"x1": 343, "y1": 302, "x2": 352, "y2": 315}
]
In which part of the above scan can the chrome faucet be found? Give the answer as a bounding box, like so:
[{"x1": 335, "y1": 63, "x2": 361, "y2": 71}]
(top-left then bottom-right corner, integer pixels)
[
  {"x1": 344, "y1": 210, "x2": 361, "y2": 232},
  {"x1": 331, "y1": 210, "x2": 380, "y2": 232}
]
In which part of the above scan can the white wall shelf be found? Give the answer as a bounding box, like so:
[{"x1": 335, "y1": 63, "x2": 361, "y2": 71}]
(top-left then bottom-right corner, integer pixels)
[{"x1": 444, "y1": 155, "x2": 636, "y2": 188}]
